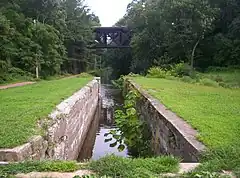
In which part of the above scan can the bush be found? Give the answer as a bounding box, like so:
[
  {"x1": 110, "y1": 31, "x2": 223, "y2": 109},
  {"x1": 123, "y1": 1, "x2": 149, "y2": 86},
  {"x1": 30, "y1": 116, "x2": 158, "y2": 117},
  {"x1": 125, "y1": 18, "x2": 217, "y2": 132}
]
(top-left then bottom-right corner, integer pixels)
[
  {"x1": 127, "y1": 72, "x2": 142, "y2": 77},
  {"x1": 78, "y1": 72, "x2": 93, "y2": 78},
  {"x1": 147, "y1": 67, "x2": 170, "y2": 78},
  {"x1": 199, "y1": 78, "x2": 219, "y2": 87},
  {"x1": 180, "y1": 76, "x2": 195, "y2": 83},
  {"x1": 170, "y1": 62, "x2": 193, "y2": 77}
]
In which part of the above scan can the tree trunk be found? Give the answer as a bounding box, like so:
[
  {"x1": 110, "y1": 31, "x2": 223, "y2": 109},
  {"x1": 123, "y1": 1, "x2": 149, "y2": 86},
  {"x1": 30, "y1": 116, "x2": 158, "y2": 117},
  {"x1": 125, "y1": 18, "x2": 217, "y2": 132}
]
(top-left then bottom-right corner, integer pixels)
[{"x1": 191, "y1": 38, "x2": 200, "y2": 69}]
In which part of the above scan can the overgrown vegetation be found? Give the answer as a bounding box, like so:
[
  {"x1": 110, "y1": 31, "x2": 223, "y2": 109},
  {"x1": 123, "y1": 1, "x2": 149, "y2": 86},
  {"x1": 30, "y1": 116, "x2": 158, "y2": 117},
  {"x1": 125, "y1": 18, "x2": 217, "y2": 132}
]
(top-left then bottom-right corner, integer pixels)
[
  {"x1": 104, "y1": 90, "x2": 153, "y2": 157},
  {"x1": 188, "y1": 147, "x2": 240, "y2": 177},
  {"x1": 0, "y1": 0, "x2": 100, "y2": 83},
  {"x1": 0, "y1": 76, "x2": 92, "y2": 148},
  {"x1": 89, "y1": 155, "x2": 179, "y2": 178},
  {"x1": 146, "y1": 63, "x2": 240, "y2": 88}
]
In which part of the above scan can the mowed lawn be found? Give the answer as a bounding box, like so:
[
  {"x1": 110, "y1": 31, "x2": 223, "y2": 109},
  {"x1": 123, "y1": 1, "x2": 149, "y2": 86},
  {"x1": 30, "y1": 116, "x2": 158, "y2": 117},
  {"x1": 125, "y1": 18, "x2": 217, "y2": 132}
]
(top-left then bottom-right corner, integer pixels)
[
  {"x1": 0, "y1": 76, "x2": 92, "y2": 148},
  {"x1": 132, "y1": 77, "x2": 240, "y2": 149}
]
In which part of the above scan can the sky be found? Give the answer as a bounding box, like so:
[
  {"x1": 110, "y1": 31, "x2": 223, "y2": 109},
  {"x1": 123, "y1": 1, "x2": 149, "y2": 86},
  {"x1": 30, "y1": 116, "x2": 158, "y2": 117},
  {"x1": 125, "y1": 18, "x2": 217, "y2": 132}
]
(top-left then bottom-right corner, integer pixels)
[{"x1": 84, "y1": 0, "x2": 132, "y2": 27}]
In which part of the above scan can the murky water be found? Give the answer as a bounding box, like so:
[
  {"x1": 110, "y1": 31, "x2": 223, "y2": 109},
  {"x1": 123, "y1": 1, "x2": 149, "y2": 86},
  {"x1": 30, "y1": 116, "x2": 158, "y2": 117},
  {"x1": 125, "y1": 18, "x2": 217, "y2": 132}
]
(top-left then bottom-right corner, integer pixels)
[{"x1": 78, "y1": 84, "x2": 129, "y2": 161}]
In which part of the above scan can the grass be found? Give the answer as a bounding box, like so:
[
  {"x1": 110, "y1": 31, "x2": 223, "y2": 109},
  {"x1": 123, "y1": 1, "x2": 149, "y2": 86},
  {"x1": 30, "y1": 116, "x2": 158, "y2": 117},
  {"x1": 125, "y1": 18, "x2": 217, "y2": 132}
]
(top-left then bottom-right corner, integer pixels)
[
  {"x1": 131, "y1": 77, "x2": 240, "y2": 173},
  {"x1": 202, "y1": 69, "x2": 240, "y2": 88},
  {"x1": 0, "y1": 76, "x2": 93, "y2": 148},
  {"x1": 132, "y1": 77, "x2": 240, "y2": 148},
  {"x1": 0, "y1": 155, "x2": 179, "y2": 178},
  {"x1": 89, "y1": 155, "x2": 179, "y2": 178},
  {"x1": 0, "y1": 160, "x2": 81, "y2": 176}
]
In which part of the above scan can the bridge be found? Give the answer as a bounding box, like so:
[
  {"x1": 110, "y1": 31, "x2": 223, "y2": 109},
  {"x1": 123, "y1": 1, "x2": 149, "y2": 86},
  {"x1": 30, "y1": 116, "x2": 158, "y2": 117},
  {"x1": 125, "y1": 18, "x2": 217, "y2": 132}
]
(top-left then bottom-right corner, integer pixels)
[{"x1": 91, "y1": 27, "x2": 132, "y2": 48}]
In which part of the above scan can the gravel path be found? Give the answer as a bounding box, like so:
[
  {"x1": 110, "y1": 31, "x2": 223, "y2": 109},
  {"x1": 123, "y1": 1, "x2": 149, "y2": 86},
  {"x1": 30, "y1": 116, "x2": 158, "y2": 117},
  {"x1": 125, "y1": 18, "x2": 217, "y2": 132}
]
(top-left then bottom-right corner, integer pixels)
[{"x1": 0, "y1": 82, "x2": 35, "y2": 90}]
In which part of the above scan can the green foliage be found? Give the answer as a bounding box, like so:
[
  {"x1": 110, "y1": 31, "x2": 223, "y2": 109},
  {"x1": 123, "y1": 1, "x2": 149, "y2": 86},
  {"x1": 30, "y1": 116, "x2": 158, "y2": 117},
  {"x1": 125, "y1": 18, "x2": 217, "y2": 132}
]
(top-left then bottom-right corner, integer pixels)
[
  {"x1": 145, "y1": 64, "x2": 240, "y2": 88},
  {"x1": 186, "y1": 146, "x2": 240, "y2": 177},
  {"x1": 104, "y1": 90, "x2": 153, "y2": 157},
  {"x1": 111, "y1": 75, "x2": 125, "y2": 90},
  {"x1": 147, "y1": 67, "x2": 170, "y2": 78},
  {"x1": 89, "y1": 155, "x2": 179, "y2": 178},
  {"x1": 170, "y1": 63, "x2": 193, "y2": 77},
  {"x1": 78, "y1": 73, "x2": 93, "y2": 78},
  {"x1": 0, "y1": 160, "x2": 79, "y2": 176},
  {"x1": 0, "y1": 76, "x2": 92, "y2": 148},
  {"x1": 199, "y1": 78, "x2": 219, "y2": 87},
  {"x1": 102, "y1": 0, "x2": 240, "y2": 78},
  {"x1": 180, "y1": 76, "x2": 195, "y2": 83},
  {"x1": 0, "y1": 0, "x2": 100, "y2": 82}
]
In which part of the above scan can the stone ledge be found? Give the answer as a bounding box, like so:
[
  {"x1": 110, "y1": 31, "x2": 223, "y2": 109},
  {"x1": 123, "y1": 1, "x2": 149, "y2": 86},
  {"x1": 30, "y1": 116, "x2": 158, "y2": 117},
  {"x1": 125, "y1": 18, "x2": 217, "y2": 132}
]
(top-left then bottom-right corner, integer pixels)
[
  {"x1": 0, "y1": 136, "x2": 47, "y2": 162},
  {"x1": 126, "y1": 79, "x2": 206, "y2": 162}
]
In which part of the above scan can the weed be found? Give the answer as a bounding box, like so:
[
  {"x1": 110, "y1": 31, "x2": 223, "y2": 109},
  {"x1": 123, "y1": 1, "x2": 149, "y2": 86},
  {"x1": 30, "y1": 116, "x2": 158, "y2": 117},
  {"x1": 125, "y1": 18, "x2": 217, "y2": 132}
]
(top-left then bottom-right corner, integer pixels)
[
  {"x1": 89, "y1": 155, "x2": 179, "y2": 178},
  {"x1": 147, "y1": 67, "x2": 171, "y2": 78},
  {"x1": 0, "y1": 160, "x2": 80, "y2": 175}
]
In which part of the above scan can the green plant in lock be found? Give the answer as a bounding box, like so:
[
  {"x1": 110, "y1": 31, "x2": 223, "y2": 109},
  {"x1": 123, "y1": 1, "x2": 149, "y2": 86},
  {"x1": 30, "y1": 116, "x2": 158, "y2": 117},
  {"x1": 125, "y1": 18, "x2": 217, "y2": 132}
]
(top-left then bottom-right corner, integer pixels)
[{"x1": 104, "y1": 90, "x2": 152, "y2": 157}]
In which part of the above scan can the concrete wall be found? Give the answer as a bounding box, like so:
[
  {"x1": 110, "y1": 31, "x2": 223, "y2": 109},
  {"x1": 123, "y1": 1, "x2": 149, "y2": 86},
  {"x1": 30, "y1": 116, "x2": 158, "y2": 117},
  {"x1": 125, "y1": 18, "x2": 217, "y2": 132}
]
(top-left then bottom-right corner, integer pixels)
[
  {"x1": 125, "y1": 79, "x2": 205, "y2": 162},
  {"x1": 0, "y1": 78, "x2": 100, "y2": 162}
]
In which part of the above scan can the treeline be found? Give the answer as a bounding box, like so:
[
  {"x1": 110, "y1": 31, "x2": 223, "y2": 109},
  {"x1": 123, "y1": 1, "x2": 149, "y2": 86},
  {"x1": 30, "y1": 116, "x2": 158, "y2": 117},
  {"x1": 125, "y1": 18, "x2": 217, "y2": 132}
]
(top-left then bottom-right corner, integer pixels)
[
  {"x1": 104, "y1": 0, "x2": 240, "y2": 78},
  {"x1": 0, "y1": 0, "x2": 100, "y2": 82}
]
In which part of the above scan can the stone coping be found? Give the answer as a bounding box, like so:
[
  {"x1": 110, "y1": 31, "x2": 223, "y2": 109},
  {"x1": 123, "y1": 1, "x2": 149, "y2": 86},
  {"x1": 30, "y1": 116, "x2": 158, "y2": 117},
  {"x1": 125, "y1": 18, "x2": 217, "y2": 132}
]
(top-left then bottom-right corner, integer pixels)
[
  {"x1": 0, "y1": 136, "x2": 48, "y2": 162},
  {"x1": 127, "y1": 79, "x2": 206, "y2": 154}
]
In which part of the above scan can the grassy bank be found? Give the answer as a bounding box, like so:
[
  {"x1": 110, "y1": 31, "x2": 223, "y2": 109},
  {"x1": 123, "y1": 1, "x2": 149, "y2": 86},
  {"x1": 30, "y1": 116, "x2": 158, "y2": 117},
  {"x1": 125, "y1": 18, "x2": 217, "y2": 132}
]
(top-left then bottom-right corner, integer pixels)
[
  {"x1": 132, "y1": 77, "x2": 240, "y2": 173},
  {"x1": 89, "y1": 155, "x2": 179, "y2": 178},
  {"x1": 0, "y1": 155, "x2": 179, "y2": 178},
  {"x1": 132, "y1": 77, "x2": 240, "y2": 148},
  {"x1": 0, "y1": 76, "x2": 92, "y2": 148}
]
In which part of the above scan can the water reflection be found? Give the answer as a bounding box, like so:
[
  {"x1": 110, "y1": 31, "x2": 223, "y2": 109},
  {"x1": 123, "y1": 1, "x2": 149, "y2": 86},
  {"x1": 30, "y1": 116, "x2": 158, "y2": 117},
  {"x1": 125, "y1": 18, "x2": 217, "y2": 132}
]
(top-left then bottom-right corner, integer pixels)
[{"x1": 78, "y1": 84, "x2": 129, "y2": 161}]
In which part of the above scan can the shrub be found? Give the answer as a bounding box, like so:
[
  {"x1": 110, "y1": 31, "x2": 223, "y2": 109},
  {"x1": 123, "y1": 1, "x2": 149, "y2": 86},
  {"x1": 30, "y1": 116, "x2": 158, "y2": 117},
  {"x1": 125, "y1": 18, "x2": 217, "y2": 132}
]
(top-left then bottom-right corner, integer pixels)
[
  {"x1": 127, "y1": 72, "x2": 142, "y2": 77},
  {"x1": 170, "y1": 62, "x2": 192, "y2": 77},
  {"x1": 147, "y1": 67, "x2": 170, "y2": 78},
  {"x1": 199, "y1": 78, "x2": 219, "y2": 87},
  {"x1": 180, "y1": 76, "x2": 194, "y2": 83},
  {"x1": 78, "y1": 72, "x2": 93, "y2": 78}
]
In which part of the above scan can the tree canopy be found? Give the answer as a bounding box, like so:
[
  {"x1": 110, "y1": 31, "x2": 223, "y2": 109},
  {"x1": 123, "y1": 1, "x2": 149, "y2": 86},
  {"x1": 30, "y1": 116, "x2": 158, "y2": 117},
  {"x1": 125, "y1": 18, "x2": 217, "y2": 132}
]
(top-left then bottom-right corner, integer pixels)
[
  {"x1": 0, "y1": 0, "x2": 100, "y2": 82},
  {"x1": 104, "y1": 0, "x2": 240, "y2": 78}
]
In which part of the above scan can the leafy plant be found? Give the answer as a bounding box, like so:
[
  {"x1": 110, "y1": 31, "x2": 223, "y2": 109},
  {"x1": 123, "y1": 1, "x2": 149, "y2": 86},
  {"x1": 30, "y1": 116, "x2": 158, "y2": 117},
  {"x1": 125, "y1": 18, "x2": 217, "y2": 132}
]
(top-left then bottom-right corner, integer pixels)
[
  {"x1": 147, "y1": 67, "x2": 171, "y2": 78},
  {"x1": 104, "y1": 90, "x2": 153, "y2": 157},
  {"x1": 170, "y1": 63, "x2": 193, "y2": 77},
  {"x1": 111, "y1": 75, "x2": 125, "y2": 90}
]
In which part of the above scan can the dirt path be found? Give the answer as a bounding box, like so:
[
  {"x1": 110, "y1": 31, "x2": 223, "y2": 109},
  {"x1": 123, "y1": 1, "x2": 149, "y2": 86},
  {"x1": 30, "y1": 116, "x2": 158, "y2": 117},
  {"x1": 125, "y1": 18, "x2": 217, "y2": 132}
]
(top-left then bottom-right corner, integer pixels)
[{"x1": 0, "y1": 82, "x2": 36, "y2": 90}]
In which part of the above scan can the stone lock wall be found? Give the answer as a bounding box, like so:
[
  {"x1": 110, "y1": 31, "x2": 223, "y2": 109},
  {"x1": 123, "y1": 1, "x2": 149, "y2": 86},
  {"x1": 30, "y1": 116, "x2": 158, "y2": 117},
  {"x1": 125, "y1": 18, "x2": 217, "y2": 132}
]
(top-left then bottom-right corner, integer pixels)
[
  {"x1": 125, "y1": 80, "x2": 205, "y2": 162},
  {"x1": 0, "y1": 78, "x2": 100, "y2": 162},
  {"x1": 47, "y1": 77, "x2": 100, "y2": 160}
]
